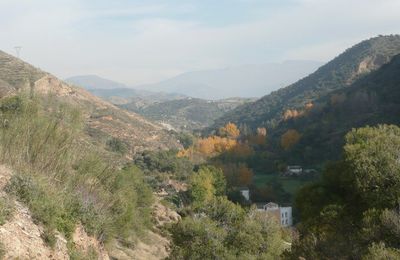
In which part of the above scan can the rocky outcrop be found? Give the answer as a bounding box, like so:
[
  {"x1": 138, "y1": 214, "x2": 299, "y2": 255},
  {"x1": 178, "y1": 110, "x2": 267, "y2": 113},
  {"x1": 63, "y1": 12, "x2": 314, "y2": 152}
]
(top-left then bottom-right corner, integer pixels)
[
  {"x1": 0, "y1": 201, "x2": 69, "y2": 259},
  {"x1": 0, "y1": 165, "x2": 110, "y2": 259}
]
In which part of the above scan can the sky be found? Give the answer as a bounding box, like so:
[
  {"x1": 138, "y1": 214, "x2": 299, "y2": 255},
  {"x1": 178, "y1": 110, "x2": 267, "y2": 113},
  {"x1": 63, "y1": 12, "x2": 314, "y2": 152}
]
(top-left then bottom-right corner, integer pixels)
[{"x1": 0, "y1": 0, "x2": 399, "y2": 86}]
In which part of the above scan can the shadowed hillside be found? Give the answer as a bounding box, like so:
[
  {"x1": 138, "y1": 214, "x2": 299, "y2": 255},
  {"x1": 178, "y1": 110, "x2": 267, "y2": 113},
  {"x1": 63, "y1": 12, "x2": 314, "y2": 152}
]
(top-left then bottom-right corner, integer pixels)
[{"x1": 269, "y1": 53, "x2": 400, "y2": 165}]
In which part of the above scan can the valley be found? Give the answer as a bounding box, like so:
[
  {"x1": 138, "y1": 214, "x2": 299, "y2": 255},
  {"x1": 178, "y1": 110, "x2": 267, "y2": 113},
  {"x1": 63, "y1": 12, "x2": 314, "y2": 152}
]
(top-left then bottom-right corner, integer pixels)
[{"x1": 1, "y1": 7, "x2": 400, "y2": 258}]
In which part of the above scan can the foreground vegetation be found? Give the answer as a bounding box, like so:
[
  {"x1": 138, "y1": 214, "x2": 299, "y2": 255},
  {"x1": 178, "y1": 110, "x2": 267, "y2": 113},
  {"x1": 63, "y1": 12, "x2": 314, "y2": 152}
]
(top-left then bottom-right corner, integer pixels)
[
  {"x1": 290, "y1": 125, "x2": 400, "y2": 259},
  {"x1": 167, "y1": 166, "x2": 290, "y2": 259},
  {"x1": 0, "y1": 94, "x2": 153, "y2": 252}
]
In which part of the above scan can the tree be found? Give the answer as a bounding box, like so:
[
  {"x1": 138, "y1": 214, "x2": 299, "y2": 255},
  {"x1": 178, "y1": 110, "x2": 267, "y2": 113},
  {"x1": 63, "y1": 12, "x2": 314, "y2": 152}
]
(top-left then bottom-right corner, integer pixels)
[
  {"x1": 290, "y1": 125, "x2": 400, "y2": 259},
  {"x1": 219, "y1": 122, "x2": 240, "y2": 139},
  {"x1": 280, "y1": 129, "x2": 301, "y2": 150},
  {"x1": 344, "y1": 125, "x2": 400, "y2": 208},
  {"x1": 168, "y1": 217, "x2": 229, "y2": 260},
  {"x1": 190, "y1": 166, "x2": 226, "y2": 207},
  {"x1": 238, "y1": 164, "x2": 253, "y2": 186},
  {"x1": 169, "y1": 198, "x2": 287, "y2": 259},
  {"x1": 363, "y1": 243, "x2": 400, "y2": 260}
]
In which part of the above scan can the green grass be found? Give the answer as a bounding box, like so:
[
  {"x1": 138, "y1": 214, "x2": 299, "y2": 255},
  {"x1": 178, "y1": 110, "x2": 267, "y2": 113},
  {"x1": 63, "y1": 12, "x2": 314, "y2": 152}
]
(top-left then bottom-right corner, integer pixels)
[{"x1": 252, "y1": 174, "x2": 312, "y2": 196}]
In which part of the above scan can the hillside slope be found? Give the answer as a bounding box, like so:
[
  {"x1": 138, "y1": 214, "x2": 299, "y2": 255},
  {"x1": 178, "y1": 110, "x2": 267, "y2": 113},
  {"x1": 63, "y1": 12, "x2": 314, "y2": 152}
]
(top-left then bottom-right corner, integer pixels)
[
  {"x1": 212, "y1": 35, "x2": 400, "y2": 129},
  {"x1": 66, "y1": 75, "x2": 186, "y2": 106},
  {"x1": 66, "y1": 75, "x2": 128, "y2": 90},
  {"x1": 0, "y1": 51, "x2": 180, "y2": 155},
  {"x1": 122, "y1": 97, "x2": 255, "y2": 131},
  {"x1": 271, "y1": 53, "x2": 400, "y2": 165}
]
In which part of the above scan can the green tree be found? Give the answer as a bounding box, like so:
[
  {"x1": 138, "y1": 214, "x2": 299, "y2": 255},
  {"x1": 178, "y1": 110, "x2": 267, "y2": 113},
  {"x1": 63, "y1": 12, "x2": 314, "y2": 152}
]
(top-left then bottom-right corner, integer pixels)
[
  {"x1": 190, "y1": 166, "x2": 226, "y2": 207},
  {"x1": 169, "y1": 198, "x2": 287, "y2": 259},
  {"x1": 291, "y1": 125, "x2": 400, "y2": 259},
  {"x1": 344, "y1": 125, "x2": 400, "y2": 208}
]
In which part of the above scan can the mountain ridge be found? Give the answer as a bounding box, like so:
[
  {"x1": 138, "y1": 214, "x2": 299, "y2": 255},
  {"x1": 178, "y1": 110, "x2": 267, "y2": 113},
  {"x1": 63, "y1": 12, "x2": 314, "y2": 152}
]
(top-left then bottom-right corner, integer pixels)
[
  {"x1": 211, "y1": 35, "x2": 400, "y2": 129},
  {"x1": 273, "y1": 52, "x2": 400, "y2": 165},
  {"x1": 134, "y1": 60, "x2": 323, "y2": 99}
]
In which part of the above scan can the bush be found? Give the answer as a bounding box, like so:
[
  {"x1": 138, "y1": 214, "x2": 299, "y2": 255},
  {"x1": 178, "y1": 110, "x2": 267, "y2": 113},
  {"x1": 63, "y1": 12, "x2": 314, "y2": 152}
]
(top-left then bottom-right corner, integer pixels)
[
  {"x1": 0, "y1": 196, "x2": 14, "y2": 225},
  {"x1": 106, "y1": 137, "x2": 128, "y2": 154},
  {"x1": 68, "y1": 244, "x2": 99, "y2": 260},
  {"x1": 169, "y1": 199, "x2": 287, "y2": 259},
  {"x1": 0, "y1": 95, "x2": 154, "y2": 246}
]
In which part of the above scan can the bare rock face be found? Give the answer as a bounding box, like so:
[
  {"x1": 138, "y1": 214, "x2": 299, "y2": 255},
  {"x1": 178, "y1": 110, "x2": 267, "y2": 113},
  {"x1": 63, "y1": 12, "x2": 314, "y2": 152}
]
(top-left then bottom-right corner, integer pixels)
[
  {"x1": 0, "y1": 165, "x2": 68, "y2": 259},
  {"x1": 0, "y1": 165, "x2": 110, "y2": 259},
  {"x1": 356, "y1": 54, "x2": 389, "y2": 75},
  {"x1": 153, "y1": 200, "x2": 181, "y2": 227},
  {"x1": 0, "y1": 201, "x2": 69, "y2": 259}
]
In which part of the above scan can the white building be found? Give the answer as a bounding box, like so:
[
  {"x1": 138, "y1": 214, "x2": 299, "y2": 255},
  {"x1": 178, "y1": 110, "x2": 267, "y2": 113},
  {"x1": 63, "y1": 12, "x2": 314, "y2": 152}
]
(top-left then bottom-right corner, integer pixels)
[
  {"x1": 279, "y1": 207, "x2": 293, "y2": 227},
  {"x1": 285, "y1": 165, "x2": 303, "y2": 176},
  {"x1": 239, "y1": 187, "x2": 250, "y2": 201},
  {"x1": 257, "y1": 202, "x2": 293, "y2": 227}
]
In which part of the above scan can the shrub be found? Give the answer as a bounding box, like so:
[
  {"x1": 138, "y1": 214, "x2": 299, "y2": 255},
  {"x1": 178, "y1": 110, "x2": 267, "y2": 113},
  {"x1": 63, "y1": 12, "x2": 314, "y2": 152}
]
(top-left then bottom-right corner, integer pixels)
[
  {"x1": 106, "y1": 137, "x2": 128, "y2": 154},
  {"x1": 0, "y1": 196, "x2": 14, "y2": 225},
  {"x1": 0, "y1": 95, "x2": 154, "y2": 246}
]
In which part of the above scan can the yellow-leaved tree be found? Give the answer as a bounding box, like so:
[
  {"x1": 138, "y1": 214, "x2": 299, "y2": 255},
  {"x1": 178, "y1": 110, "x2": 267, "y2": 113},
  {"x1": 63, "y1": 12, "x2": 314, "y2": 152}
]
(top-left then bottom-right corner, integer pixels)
[{"x1": 219, "y1": 122, "x2": 240, "y2": 139}]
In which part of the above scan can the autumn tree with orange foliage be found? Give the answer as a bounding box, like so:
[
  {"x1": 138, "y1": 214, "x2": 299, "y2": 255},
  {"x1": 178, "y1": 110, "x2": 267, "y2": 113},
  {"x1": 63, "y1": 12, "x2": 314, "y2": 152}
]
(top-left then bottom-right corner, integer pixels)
[
  {"x1": 219, "y1": 122, "x2": 240, "y2": 139},
  {"x1": 281, "y1": 129, "x2": 301, "y2": 150},
  {"x1": 257, "y1": 127, "x2": 267, "y2": 136},
  {"x1": 228, "y1": 143, "x2": 254, "y2": 158},
  {"x1": 238, "y1": 164, "x2": 253, "y2": 186},
  {"x1": 217, "y1": 162, "x2": 253, "y2": 187},
  {"x1": 283, "y1": 109, "x2": 301, "y2": 120},
  {"x1": 248, "y1": 127, "x2": 267, "y2": 145},
  {"x1": 305, "y1": 102, "x2": 313, "y2": 110},
  {"x1": 177, "y1": 135, "x2": 238, "y2": 160}
]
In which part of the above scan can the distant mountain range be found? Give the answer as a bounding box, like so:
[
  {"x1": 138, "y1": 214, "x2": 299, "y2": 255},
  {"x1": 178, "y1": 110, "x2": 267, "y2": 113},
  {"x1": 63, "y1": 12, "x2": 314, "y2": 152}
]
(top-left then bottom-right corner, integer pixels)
[{"x1": 135, "y1": 61, "x2": 323, "y2": 100}]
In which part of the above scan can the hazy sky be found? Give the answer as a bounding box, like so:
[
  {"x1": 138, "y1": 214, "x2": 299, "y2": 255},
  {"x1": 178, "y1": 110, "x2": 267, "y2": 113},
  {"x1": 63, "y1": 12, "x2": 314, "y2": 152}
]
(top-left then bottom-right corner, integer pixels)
[{"x1": 0, "y1": 0, "x2": 399, "y2": 85}]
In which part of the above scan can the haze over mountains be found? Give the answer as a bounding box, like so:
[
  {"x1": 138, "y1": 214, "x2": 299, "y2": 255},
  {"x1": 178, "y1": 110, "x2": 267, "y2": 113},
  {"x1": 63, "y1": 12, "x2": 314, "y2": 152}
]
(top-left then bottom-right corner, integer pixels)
[
  {"x1": 135, "y1": 61, "x2": 323, "y2": 99},
  {"x1": 67, "y1": 60, "x2": 322, "y2": 100}
]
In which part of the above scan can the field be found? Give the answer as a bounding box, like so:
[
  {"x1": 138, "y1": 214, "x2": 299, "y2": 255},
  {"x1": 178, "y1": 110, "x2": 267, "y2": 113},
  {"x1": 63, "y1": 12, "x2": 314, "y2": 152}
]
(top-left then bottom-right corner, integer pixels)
[{"x1": 252, "y1": 173, "x2": 314, "y2": 197}]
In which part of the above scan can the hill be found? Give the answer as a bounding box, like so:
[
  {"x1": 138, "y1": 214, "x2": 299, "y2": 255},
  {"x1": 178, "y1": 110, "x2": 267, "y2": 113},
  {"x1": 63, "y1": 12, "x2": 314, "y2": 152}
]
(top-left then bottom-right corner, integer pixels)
[
  {"x1": 269, "y1": 53, "x2": 400, "y2": 166},
  {"x1": 122, "y1": 97, "x2": 256, "y2": 131},
  {"x1": 212, "y1": 35, "x2": 400, "y2": 129},
  {"x1": 66, "y1": 75, "x2": 186, "y2": 106},
  {"x1": 136, "y1": 60, "x2": 323, "y2": 100},
  {"x1": 66, "y1": 75, "x2": 253, "y2": 131},
  {"x1": 0, "y1": 51, "x2": 180, "y2": 156},
  {"x1": 65, "y1": 74, "x2": 128, "y2": 90},
  {"x1": 0, "y1": 50, "x2": 186, "y2": 259}
]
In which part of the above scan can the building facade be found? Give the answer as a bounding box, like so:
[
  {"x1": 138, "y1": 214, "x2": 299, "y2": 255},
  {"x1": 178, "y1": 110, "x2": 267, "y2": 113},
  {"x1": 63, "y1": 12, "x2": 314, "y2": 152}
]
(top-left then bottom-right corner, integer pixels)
[{"x1": 257, "y1": 202, "x2": 293, "y2": 227}]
